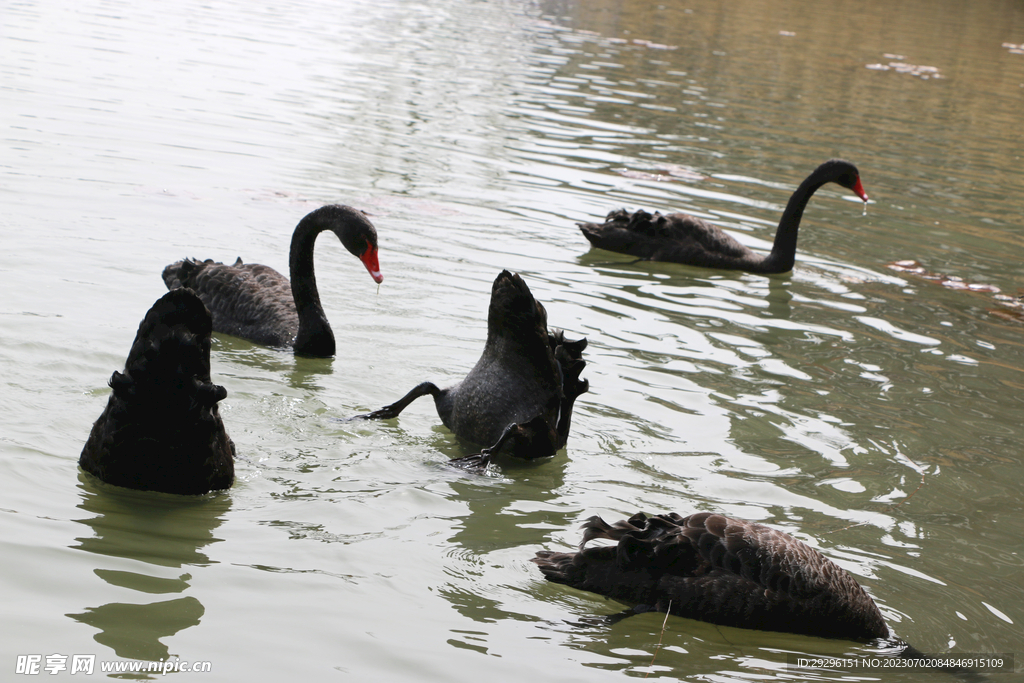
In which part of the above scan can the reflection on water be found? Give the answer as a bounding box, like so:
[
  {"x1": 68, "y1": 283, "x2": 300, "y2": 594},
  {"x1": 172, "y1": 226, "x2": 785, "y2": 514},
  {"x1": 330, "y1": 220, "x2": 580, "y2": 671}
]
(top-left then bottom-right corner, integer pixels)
[
  {"x1": 68, "y1": 475, "x2": 228, "y2": 661},
  {"x1": 214, "y1": 335, "x2": 337, "y2": 393},
  {"x1": 68, "y1": 598, "x2": 204, "y2": 663},
  {"x1": 440, "y1": 459, "x2": 578, "y2": 655}
]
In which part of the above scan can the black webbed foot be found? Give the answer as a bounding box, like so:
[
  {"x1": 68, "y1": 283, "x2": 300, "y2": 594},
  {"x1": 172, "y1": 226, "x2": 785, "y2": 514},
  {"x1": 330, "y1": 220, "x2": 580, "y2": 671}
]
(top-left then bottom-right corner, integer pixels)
[
  {"x1": 447, "y1": 449, "x2": 495, "y2": 471},
  {"x1": 446, "y1": 419, "x2": 525, "y2": 472},
  {"x1": 359, "y1": 404, "x2": 406, "y2": 420}
]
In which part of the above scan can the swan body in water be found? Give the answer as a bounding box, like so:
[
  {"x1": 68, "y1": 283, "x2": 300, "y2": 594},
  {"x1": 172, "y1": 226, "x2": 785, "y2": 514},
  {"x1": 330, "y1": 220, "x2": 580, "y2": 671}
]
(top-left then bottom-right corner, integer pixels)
[
  {"x1": 163, "y1": 204, "x2": 383, "y2": 357},
  {"x1": 578, "y1": 159, "x2": 868, "y2": 274},
  {"x1": 534, "y1": 512, "x2": 986, "y2": 676},
  {"x1": 357, "y1": 270, "x2": 588, "y2": 469},
  {"x1": 535, "y1": 511, "x2": 889, "y2": 641},
  {"x1": 79, "y1": 288, "x2": 235, "y2": 495}
]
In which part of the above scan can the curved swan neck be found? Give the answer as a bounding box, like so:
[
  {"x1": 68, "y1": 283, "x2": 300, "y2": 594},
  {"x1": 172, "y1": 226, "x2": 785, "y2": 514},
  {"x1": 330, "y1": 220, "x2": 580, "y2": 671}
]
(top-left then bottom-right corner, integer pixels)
[
  {"x1": 289, "y1": 214, "x2": 335, "y2": 357},
  {"x1": 762, "y1": 167, "x2": 833, "y2": 274}
]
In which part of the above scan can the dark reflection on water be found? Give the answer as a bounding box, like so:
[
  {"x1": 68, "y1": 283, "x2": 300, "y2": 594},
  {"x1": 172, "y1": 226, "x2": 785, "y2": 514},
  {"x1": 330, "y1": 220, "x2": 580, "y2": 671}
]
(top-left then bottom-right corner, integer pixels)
[
  {"x1": 68, "y1": 475, "x2": 229, "y2": 662},
  {"x1": 446, "y1": 456, "x2": 573, "y2": 552},
  {"x1": 68, "y1": 598, "x2": 205, "y2": 664},
  {"x1": 439, "y1": 458, "x2": 577, "y2": 653}
]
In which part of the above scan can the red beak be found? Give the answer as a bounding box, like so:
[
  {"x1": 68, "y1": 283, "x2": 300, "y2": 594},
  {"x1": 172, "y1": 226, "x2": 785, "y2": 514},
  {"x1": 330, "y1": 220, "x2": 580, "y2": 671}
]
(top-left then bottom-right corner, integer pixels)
[
  {"x1": 360, "y1": 242, "x2": 383, "y2": 284},
  {"x1": 852, "y1": 177, "x2": 869, "y2": 202}
]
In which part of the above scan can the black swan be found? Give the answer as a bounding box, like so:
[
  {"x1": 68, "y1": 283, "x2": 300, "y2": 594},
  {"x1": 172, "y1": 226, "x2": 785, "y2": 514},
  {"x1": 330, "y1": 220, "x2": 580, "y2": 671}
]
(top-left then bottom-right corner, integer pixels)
[
  {"x1": 357, "y1": 270, "x2": 589, "y2": 469},
  {"x1": 578, "y1": 159, "x2": 868, "y2": 274},
  {"x1": 80, "y1": 288, "x2": 235, "y2": 495},
  {"x1": 534, "y1": 512, "x2": 992, "y2": 677},
  {"x1": 534, "y1": 512, "x2": 890, "y2": 641},
  {"x1": 162, "y1": 204, "x2": 383, "y2": 357}
]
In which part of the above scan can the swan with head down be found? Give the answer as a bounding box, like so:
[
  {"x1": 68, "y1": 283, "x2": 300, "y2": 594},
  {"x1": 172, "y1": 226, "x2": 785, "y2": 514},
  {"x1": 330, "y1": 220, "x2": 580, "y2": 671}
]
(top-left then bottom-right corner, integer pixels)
[
  {"x1": 356, "y1": 270, "x2": 588, "y2": 469},
  {"x1": 80, "y1": 288, "x2": 235, "y2": 495}
]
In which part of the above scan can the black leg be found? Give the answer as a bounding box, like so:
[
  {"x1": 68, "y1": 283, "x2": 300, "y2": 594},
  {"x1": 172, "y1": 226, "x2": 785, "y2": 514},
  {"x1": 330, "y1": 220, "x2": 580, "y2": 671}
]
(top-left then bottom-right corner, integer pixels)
[
  {"x1": 447, "y1": 421, "x2": 522, "y2": 471},
  {"x1": 349, "y1": 382, "x2": 441, "y2": 420}
]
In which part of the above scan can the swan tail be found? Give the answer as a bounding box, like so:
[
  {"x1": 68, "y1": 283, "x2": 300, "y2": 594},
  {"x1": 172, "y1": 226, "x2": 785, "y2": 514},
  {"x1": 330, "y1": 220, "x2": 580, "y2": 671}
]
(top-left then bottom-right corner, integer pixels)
[
  {"x1": 80, "y1": 289, "x2": 234, "y2": 494},
  {"x1": 578, "y1": 209, "x2": 666, "y2": 257},
  {"x1": 578, "y1": 513, "x2": 652, "y2": 549},
  {"x1": 162, "y1": 258, "x2": 201, "y2": 291},
  {"x1": 533, "y1": 536, "x2": 659, "y2": 604},
  {"x1": 162, "y1": 258, "x2": 223, "y2": 292},
  {"x1": 577, "y1": 209, "x2": 631, "y2": 246}
]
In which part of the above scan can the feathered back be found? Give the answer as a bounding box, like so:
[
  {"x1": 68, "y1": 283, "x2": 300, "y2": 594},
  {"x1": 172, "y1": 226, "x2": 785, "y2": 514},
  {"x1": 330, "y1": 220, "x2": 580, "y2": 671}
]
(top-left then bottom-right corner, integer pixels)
[{"x1": 534, "y1": 512, "x2": 889, "y2": 641}]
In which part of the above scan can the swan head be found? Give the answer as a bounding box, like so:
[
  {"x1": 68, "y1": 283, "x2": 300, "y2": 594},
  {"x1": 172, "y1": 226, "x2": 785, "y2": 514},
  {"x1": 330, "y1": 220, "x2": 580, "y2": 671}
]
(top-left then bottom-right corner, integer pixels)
[
  {"x1": 823, "y1": 159, "x2": 868, "y2": 202},
  {"x1": 314, "y1": 204, "x2": 384, "y2": 284}
]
